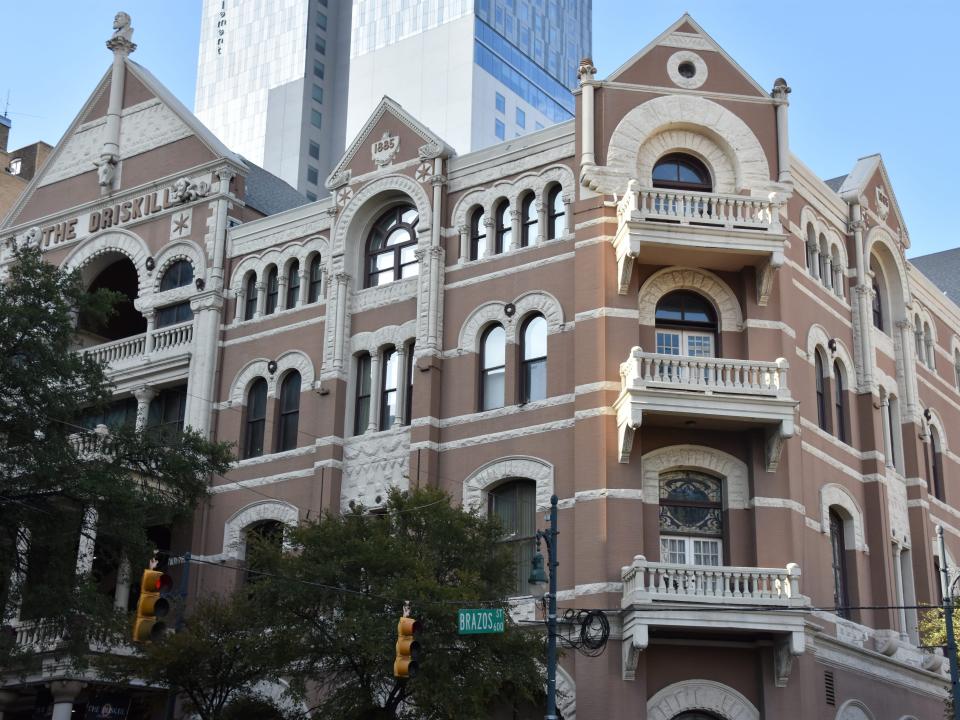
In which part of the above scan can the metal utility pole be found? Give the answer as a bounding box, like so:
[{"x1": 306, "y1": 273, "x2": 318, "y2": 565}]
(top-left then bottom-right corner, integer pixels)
[
  {"x1": 937, "y1": 526, "x2": 960, "y2": 720},
  {"x1": 529, "y1": 495, "x2": 559, "y2": 720}
]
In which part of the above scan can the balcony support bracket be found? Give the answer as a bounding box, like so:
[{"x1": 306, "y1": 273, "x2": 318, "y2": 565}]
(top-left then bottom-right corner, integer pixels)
[
  {"x1": 756, "y1": 251, "x2": 784, "y2": 307},
  {"x1": 621, "y1": 618, "x2": 649, "y2": 681},
  {"x1": 613, "y1": 218, "x2": 640, "y2": 295},
  {"x1": 615, "y1": 390, "x2": 643, "y2": 464},
  {"x1": 774, "y1": 631, "x2": 805, "y2": 687},
  {"x1": 765, "y1": 421, "x2": 793, "y2": 473}
]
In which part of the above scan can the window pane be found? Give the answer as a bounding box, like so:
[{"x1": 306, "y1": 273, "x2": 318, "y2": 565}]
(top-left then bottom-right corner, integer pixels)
[
  {"x1": 522, "y1": 316, "x2": 547, "y2": 360},
  {"x1": 373, "y1": 270, "x2": 393, "y2": 286},
  {"x1": 660, "y1": 537, "x2": 686, "y2": 564},
  {"x1": 656, "y1": 332, "x2": 680, "y2": 355},
  {"x1": 400, "y1": 208, "x2": 418, "y2": 225},
  {"x1": 386, "y1": 228, "x2": 409, "y2": 246},
  {"x1": 693, "y1": 539, "x2": 721, "y2": 566},
  {"x1": 523, "y1": 358, "x2": 547, "y2": 402},
  {"x1": 483, "y1": 325, "x2": 506, "y2": 369},
  {"x1": 375, "y1": 252, "x2": 394, "y2": 271},
  {"x1": 400, "y1": 262, "x2": 419, "y2": 279},
  {"x1": 400, "y1": 245, "x2": 417, "y2": 264},
  {"x1": 483, "y1": 367, "x2": 505, "y2": 410}
]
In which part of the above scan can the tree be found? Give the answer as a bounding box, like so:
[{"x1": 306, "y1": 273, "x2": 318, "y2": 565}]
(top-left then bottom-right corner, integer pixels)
[
  {"x1": 250, "y1": 487, "x2": 546, "y2": 719},
  {"x1": 101, "y1": 593, "x2": 304, "y2": 720},
  {"x1": 0, "y1": 245, "x2": 233, "y2": 669},
  {"x1": 919, "y1": 605, "x2": 956, "y2": 717}
]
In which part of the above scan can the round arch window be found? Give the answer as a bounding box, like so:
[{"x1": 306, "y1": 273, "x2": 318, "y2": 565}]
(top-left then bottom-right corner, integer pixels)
[
  {"x1": 655, "y1": 290, "x2": 718, "y2": 359},
  {"x1": 365, "y1": 205, "x2": 419, "y2": 288},
  {"x1": 652, "y1": 153, "x2": 712, "y2": 192}
]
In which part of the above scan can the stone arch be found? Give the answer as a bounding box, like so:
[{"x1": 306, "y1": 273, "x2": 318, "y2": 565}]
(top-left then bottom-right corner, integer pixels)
[
  {"x1": 637, "y1": 128, "x2": 736, "y2": 194},
  {"x1": 230, "y1": 256, "x2": 261, "y2": 293},
  {"x1": 866, "y1": 227, "x2": 911, "y2": 313},
  {"x1": 459, "y1": 302, "x2": 510, "y2": 353},
  {"x1": 638, "y1": 267, "x2": 743, "y2": 332},
  {"x1": 351, "y1": 319, "x2": 418, "y2": 354},
  {"x1": 805, "y1": 324, "x2": 854, "y2": 378},
  {"x1": 222, "y1": 500, "x2": 299, "y2": 559},
  {"x1": 606, "y1": 95, "x2": 771, "y2": 195},
  {"x1": 62, "y1": 228, "x2": 151, "y2": 293},
  {"x1": 641, "y1": 445, "x2": 749, "y2": 510},
  {"x1": 647, "y1": 679, "x2": 759, "y2": 720},
  {"x1": 509, "y1": 291, "x2": 565, "y2": 344},
  {"x1": 274, "y1": 350, "x2": 315, "y2": 395},
  {"x1": 925, "y1": 408, "x2": 948, "y2": 452},
  {"x1": 331, "y1": 173, "x2": 432, "y2": 279},
  {"x1": 462, "y1": 456, "x2": 554, "y2": 513},
  {"x1": 451, "y1": 164, "x2": 575, "y2": 232},
  {"x1": 835, "y1": 699, "x2": 875, "y2": 720},
  {"x1": 555, "y1": 664, "x2": 576, "y2": 720},
  {"x1": 152, "y1": 239, "x2": 205, "y2": 292},
  {"x1": 229, "y1": 358, "x2": 271, "y2": 405},
  {"x1": 820, "y1": 483, "x2": 868, "y2": 551}
]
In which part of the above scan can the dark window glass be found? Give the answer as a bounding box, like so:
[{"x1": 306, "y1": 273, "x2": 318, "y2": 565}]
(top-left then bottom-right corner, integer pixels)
[
  {"x1": 286, "y1": 261, "x2": 300, "y2": 309},
  {"x1": 380, "y1": 348, "x2": 399, "y2": 430},
  {"x1": 306, "y1": 191, "x2": 317, "y2": 202},
  {"x1": 469, "y1": 207, "x2": 486, "y2": 261},
  {"x1": 159, "y1": 260, "x2": 194, "y2": 291},
  {"x1": 655, "y1": 291, "x2": 717, "y2": 327},
  {"x1": 315, "y1": 36, "x2": 326, "y2": 54},
  {"x1": 307, "y1": 167, "x2": 318, "y2": 185},
  {"x1": 243, "y1": 379, "x2": 268, "y2": 459},
  {"x1": 308, "y1": 255, "x2": 323, "y2": 303},
  {"x1": 521, "y1": 315, "x2": 547, "y2": 403},
  {"x1": 489, "y1": 480, "x2": 536, "y2": 596},
  {"x1": 81, "y1": 396, "x2": 137, "y2": 430},
  {"x1": 146, "y1": 386, "x2": 187, "y2": 438},
  {"x1": 546, "y1": 185, "x2": 564, "y2": 239},
  {"x1": 830, "y1": 510, "x2": 850, "y2": 618},
  {"x1": 308, "y1": 140, "x2": 320, "y2": 159},
  {"x1": 834, "y1": 361, "x2": 847, "y2": 443},
  {"x1": 265, "y1": 266, "x2": 278, "y2": 315},
  {"x1": 481, "y1": 324, "x2": 506, "y2": 411},
  {"x1": 652, "y1": 153, "x2": 712, "y2": 192},
  {"x1": 872, "y1": 280, "x2": 883, "y2": 330},
  {"x1": 365, "y1": 205, "x2": 419, "y2": 288},
  {"x1": 520, "y1": 193, "x2": 537, "y2": 247},
  {"x1": 931, "y1": 429, "x2": 945, "y2": 501},
  {"x1": 245, "y1": 520, "x2": 283, "y2": 585},
  {"x1": 312, "y1": 84, "x2": 323, "y2": 103},
  {"x1": 658, "y1": 471, "x2": 722, "y2": 537},
  {"x1": 816, "y1": 353, "x2": 828, "y2": 432},
  {"x1": 155, "y1": 301, "x2": 193, "y2": 328},
  {"x1": 276, "y1": 371, "x2": 301, "y2": 452},
  {"x1": 314, "y1": 61, "x2": 325, "y2": 79},
  {"x1": 311, "y1": 110, "x2": 322, "y2": 129},
  {"x1": 354, "y1": 353, "x2": 371, "y2": 435},
  {"x1": 315, "y1": 13, "x2": 326, "y2": 30},
  {"x1": 495, "y1": 200, "x2": 511, "y2": 254},
  {"x1": 244, "y1": 272, "x2": 257, "y2": 320},
  {"x1": 404, "y1": 341, "x2": 415, "y2": 426}
]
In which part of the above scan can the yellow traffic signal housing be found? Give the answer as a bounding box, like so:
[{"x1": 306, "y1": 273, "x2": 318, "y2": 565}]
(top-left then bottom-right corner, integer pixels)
[
  {"x1": 393, "y1": 616, "x2": 422, "y2": 679},
  {"x1": 132, "y1": 568, "x2": 172, "y2": 643}
]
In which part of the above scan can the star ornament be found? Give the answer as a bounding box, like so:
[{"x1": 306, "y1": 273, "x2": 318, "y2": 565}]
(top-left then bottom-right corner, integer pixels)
[
  {"x1": 415, "y1": 162, "x2": 432, "y2": 184},
  {"x1": 337, "y1": 186, "x2": 354, "y2": 208},
  {"x1": 172, "y1": 213, "x2": 190, "y2": 236}
]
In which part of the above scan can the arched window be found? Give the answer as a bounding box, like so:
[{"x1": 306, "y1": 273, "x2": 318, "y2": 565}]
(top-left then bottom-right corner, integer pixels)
[
  {"x1": 831, "y1": 246, "x2": 844, "y2": 294},
  {"x1": 914, "y1": 316, "x2": 924, "y2": 361},
  {"x1": 652, "y1": 153, "x2": 712, "y2": 192},
  {"x1": 380, "y1": 347, "x2": 399, "y2": 430},
  {"x1": 276, "y1": 371, "x2": 301, "y2": 452},
  {"x1": 955, "y1": 350, "x2": 960, "y2": 389},
  {"x1": 243, "y1": 378, "x2": 268, "y2": 459},
  {"x1": 805, "y1": 224, "x2": 817, "y2": 276},
  {"x1": 520, "y1": 314, "x2": 547, "y2": 403},
  {"x1": 924, "y1": 323, "x2": 935, "y2": 368},
  {"x1": 469, "y1": 207, "x2": 486, "y2": 261},
  {"x1": 366, "y1": 205, "x2": 419, "y2": 288},
  {"x1": 886, "y1": 394, "x2": 901, "y2": 471},
  {"x1": 159, "y1": 259, "x2": 194, "y2": 291},
  {"x1": 243, "y1": 272, "x2": 258, "y2": 321},
  {"x1": 546, "y1": 185, "x2": 565, "y2": 240},
  {"x1": 244, "y1": 520, "x2": 283, "y2": 585},
  {"x1": 354, "y1": 353, "x2": 371, "y2": 435},
  {"x1": 489, "y1": 480, "x2": 536, "y2": 596},
  {"x1": 655, "y1": 290, "x2": 717, "y2": 362},
  {"x1": 286, "y1": 260, "x2": 300, "y2": 309},
  {"x1": 930, "y1": 426, "x2": 945, "y2": 501},
  {"x1": 307, "y1": 255, "x2": 323, "y2": 303},
  {"x1": 871, "y1": 279, "x2": 883, "y2": 331},
  {"x1": 520, "y1": 192, "x2": 537, "y2": 247},
  {"x1": 155, "y1": 300, "x2": 193, "y2": 328},
  {"x1": 404, "y1": 340, "x2": 415, "y2": 426},
  {"x1": 264, "y1": 265, "x2": 279, "y2": 315},
  {"x1": 818, "y1": 234, "x2": 830, "y2": 287},
  {"x1": 672, "y1": 713, "x2": 723, "y2": 720},
  {"x1": 494, "y1": 200, "x2": 511, "y2": 254},
  {"x1": 815, "y1": 351, "x2": 829, "y2": 432},
  {"x1": 659, "y1": 471, "x2": 722, "y2": 566},
  {"x1": 829, "y1": 509, "x2": 850, "y2": 618},
  {"x1": 480, "y1": 324, "x2": 506, "y2": 411},
  {"x1": 833, "y1": 361, "x2": 847, "y2": 444}
]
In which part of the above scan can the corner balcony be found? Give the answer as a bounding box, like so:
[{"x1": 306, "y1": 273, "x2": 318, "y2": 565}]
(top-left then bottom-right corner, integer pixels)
[
  {"x1": 614, "y1": 185, "x2": 786, "y2": 304},
  {"x1": 80, "y1": 322, "x2": 194, "y2": 386},
  {"x1": 620, "y1": 555, "x2": 808, "y2": 684},
  {"x1": 613, "y1": 348, "x2": 796, "y2": 470}
]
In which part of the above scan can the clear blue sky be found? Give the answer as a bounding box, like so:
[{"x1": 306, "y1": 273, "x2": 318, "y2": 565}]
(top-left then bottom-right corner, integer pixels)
[{"x1": 5, "y1": 1, "x2": 957, "y2": 257}]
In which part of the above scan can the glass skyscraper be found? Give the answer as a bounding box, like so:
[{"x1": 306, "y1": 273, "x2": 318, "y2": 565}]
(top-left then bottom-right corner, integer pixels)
[{"x1": 195, "y1": 1, "x2": 591, "y2": 195}]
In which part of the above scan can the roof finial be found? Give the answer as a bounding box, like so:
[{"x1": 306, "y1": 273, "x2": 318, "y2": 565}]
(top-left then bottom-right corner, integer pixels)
[{"x1": 106, "y1": 11, "x2": 137, "y2": 54}]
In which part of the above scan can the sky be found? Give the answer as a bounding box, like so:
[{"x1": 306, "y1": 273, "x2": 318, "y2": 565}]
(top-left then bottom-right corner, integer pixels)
[{"x1": 4, "y1": 1, "x2": 958, "y2": 258}]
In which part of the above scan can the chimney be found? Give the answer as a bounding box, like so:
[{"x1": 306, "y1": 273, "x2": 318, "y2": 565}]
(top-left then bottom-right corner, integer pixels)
[{"x1": 0, "y1": 114, "x2": 10, "y2": 154}]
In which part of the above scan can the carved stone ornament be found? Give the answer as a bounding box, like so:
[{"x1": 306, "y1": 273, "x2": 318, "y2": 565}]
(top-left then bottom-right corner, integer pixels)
[
  {"x1": 95, "y1": 155, "x2": 117, "y2": 188},
  {"x1": 415, "y1": 162, "x2": 432, "y2": 184},
  {"x1": 875, "y1": 186, "x2": 890, "y2": 222},
  {"x1": 325, "y1": 169, "x2": 351, "y2": 191},
  {"x1": 106, "y1": 11, "x2": 136, "y2": 53},
  {"x1": 336, "y1": 185, "x2": 354, "y2": 210},
  {"x1": 170, "y1": 176, "x2": 212, "y2": 204},
  {"x1": 417, "y1": 141, "x2": 443, "y2": 161},
  {"x1": 371, "y1": 132, "x2": 400, "y2": 167},
  {"x1": 17, "y1": 226, "x2": 41, "y2": 249}
]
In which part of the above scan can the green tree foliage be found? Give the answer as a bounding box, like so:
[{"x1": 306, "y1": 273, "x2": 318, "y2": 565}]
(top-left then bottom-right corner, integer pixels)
[
  {"x1": 919, "y1": 605, "x2": 955, "y2": 717},
  {"x1": 0, "y1": 245, "x2": 233, "y2": 668},
  {"x1": 250, "y1": 487, "x2": 546, "y2": 719}
]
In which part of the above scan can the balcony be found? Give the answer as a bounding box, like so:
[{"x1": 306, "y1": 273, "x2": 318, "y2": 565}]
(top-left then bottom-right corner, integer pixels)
[
  {"x1": 80, "y1": 322, "x2": 194, "y2": 388},
  {"x1": 613, "y1": 348, "x2": 796, "y2": 470},
  {"x1": 620, "y1": 555, "x2": 808, "y2": 683},
  {"x1": 614, "y1": 184, "x2": 786, "y2": 304}
]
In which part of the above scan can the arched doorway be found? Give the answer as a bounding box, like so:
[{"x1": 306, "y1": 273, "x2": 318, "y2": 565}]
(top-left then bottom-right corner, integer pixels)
[{"x1": 77, "y1": 256, "x2": 145, "y2": 344}]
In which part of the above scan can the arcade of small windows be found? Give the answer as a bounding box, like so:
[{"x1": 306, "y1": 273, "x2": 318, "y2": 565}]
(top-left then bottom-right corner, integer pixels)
[
  {"x1": 241, "y1": 371, "x2": 302, "y2": 460},
  {"x1": 465, "y1": 183, "x2": 567, "y2": 262},
  {"x1": 353, "y1": 341, "x2": 416, "y2": 435},
  {"x1": 238, "y1": 254, "x2": 324, "y2": 322},
  {"x1": 804, "y1": 223, "x2": 845, "y2": 299},
  {"x1": 813, "y1": 350, "x2": 849, "y2": 445},
  {"x1": 913, "y1": 313, "x2": 936, "y2": 370}
]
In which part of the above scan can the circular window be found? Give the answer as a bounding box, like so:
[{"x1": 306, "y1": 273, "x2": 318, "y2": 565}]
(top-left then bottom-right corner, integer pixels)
[
  {"x1": 678, "y1": 61, "x2": 696, "y2": 79},
  {"x1": 667, "y1": 51, "x2": 708, "y2": 89}
]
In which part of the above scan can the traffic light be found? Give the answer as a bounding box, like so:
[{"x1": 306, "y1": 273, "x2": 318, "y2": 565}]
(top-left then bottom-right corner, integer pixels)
[
  {"x1": 132, "y1": 568, "x2": 172, "y2": 643},
  {"x1": 393, "y1": 616, "x2": 422, "y2": 679}
]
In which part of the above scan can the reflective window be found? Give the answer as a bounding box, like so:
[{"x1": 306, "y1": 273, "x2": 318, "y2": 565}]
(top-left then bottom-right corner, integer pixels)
[
  {"x1": 659, "y1": 471, "x2": 722, "y2": 566},
  {"x1": 489, "y1": 480, "x2": 536, "y2": 596},
  {"x1": 495, "y1": 92, "x2": 506, "y2": 113},
  {"x1": 243, "y1": 272, "x2": 257, "y2": 320},
  {"x1": 495, "y1": 119, "x2": 506, "y2": 140},
  {"x1": 354, "y1": 353, "x2": 371, "y2": 435},
  {"x1": 931, "y1": 426, "x2": 945, "y2": 501},
  {"x1": 470, "y1": 208, "x2": 486, "y2": 261},
  {"x1": 243, "y1": 378, "x2": 268, "y2": 459},
  {"x1": 495, "y1": 200, "x2": 511, "y2": 253},
  {"x1": 816, "y1": 352, "x2": 828, "y2": 432},
  {"x1": 264, "y1": 266, "x2": 279, "y2": 315},
  {"x1": 481, "y1": 324, "x2": 506, "y2": 411},
  {"x1": 521, "y1": 314, "x2": 547, "y2": 403},
  {"x1": 546, "y1": 185, "x2": 564, "y2": 239},
  {"x1": 520, "y1": 192, "x2": 537, "y2": 247},
  {"x1": 156, "y1": 301, "x2": 193, "y2": 328},
  {"x1": 307, "y1": 167, "x2": 318, "y2": 185},
  {"x1": 380, "y1": 347, "x2": 399, "y2": 430},
  {"x1": 276, "y1": 371, "x2": 301, "y2": 452},
  {"x1": 830, "y1": 510, "x2": 850, "y2": 618},
  {"x1": 365, "y1": 205, "x2": 419, "y2": 288},
  {"x1": 308, "y1": 255, "x2": 323, "y2": 303},
  {"x1": 159, "y1": 260, "x2": 194, "y2": 291},
  {"x1": 146, "y1": 386, "x2": 187, "y2": 438},
  {"x1": 652, "y1": 153, "x2": 712, "y2": 192},
  {"x1": 286, "y1": 260, "x2": 300, "y2": 309},
  {"x1": 834, "y1": 361, "x2": 847, "y2": 444}
]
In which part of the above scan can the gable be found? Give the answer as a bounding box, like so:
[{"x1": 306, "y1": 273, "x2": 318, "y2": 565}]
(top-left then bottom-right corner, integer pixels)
[
  {"x1": 607, "y1": 14, "x2": 769, "y2": 98},
  {"x1": 837, "y1": 155, "x2": 909, "y2": 248}
]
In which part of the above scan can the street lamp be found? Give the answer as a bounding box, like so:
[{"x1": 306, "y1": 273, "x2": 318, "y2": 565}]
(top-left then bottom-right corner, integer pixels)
[{"x1": 528, "y1": 494, "x2": 558, "y2": 720}]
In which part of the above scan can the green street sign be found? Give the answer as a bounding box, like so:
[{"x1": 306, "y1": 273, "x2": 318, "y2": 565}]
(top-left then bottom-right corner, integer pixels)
[{"x1": 458, "y1": 608, "x2": 505, "y2": 634}]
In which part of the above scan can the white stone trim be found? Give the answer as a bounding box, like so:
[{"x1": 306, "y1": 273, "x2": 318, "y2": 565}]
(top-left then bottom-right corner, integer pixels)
[
  {"x1": 835, "y1": 699, "x2": 876, "y2": 720},
  {"x1": 666, "y1": 50, "x2": 709, "y2": 90},
  {"x1": 458, "y1": 291, "x2": 565, "y2": 353},
  {"x1": 462, "y1": 456, "x2": 554, "y2": 513},
  {"x1": 637, "y1": 128, "x2": 733, "y2": 194},
  {"x1": 62, "y1": 228, "x2": 151, "y2": 293},
  {"x1": 647, "y1": 679, "x2": 759, "y2": 720},
  {"x1": 209, "y1": 468, "x2": 314, "y2": 494},
  {"x1": 641, "y1": 444, "x2": 749, "y2": 510},
  {"x1": 228, "y1": 350, "x2": 316, "y2": 404},
  {"x1": 445, "y1": 250, "x2": 574, "y2": 290},
  {"x1": 152, "y1": 239, "x2": 206, "y2": 292},
  {"x1": 221, "y1": 500, "x2": 299, "y2": 559},
  {"x1": 805, "y1": 324, "x2": 855, "y2": 381},
  {"x1": 820, "y1": 483, "x2": 868, "y2": 552},
  {"x1": 350, "y1": 319, "x2": 417, "y2": 354},
  {"x1": 637, "y1": 266, "x2": 743, "y2": 332}
]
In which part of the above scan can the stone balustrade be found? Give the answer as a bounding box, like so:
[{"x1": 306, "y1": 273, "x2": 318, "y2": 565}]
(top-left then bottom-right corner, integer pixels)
[
  {"x1": 618, "y1": 186, "x2": 781, "y2": 233},
  {"x1": 150, "y1": 321, "x2": 193, "y2": 353},
  {"x1": 622, "y1": 349, "x2": 790, "y2": 397},
  {"x1": 81, "y1": 321, "x2": 194, "y2": 370},
  {"x1": 83, "y1": 333, "x2": 146, "y2": 366}
]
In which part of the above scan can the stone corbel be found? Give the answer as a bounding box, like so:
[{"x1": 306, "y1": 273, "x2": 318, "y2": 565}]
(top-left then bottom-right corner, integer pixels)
[
  {"x1": 764, "y1": 419, "x2": 793, "y2": 472},
  {"x1": 773, "y1": 631, "x2": 805, "y2": 687},
  {"x1": 613, "y1": 235, "x2": 639, "y2": 295},
  {"x1": 756, "y1": 250, "x2": 784, "y2": 306},
  {"x1": 616, "y1": 399, "x2": 642, "y2": 464},
  {"x1": 325, "y1": 169, "x2": 352, "y2": 191},
  {"x1": 417, "y1": 141, "x2": 445, "y2": 161},
  {"x1": 621, "y1": 622, "x2": 648, "y2": 681}
]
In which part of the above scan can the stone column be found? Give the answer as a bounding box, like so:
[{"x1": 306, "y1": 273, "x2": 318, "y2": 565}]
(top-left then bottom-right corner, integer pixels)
[
  {"x1": 457, "y1": 224, "x2": 470, "y2": 264},
  {"x1": 75, "y1": 507, "x2": 98, "y2": 576},
  {"x1": 823, "y1": 257, "x2": 833, "y2": 289},
  {"x1": 277, "y1": 275, "x2": 288, "y2": 309},
  {"x1": 49, "y1": 681, "x2": 85, "y2": 720},
  {"x1": 578, "y1": 58, "x2": 597, "y2": 168},
  {"x1": 367, "y1": 352, "x2": 382, "y2": 433},
  {"x1": 892, "y1": 542, "x2": 908, "y2": 640},
  {"x1": 99, "y1": 16, "x2": 137, "y2": 196},
  {"x1": 113, "y1": 555, "x2": 131, "y2": 611},
  {"x1": 415, "y1": 246, "x2": 445, "y2": 355},
  {"x1": 508, "y1": 209, "x2": 521, "y2": 251},
  {"x1": 143, "y1": 309, "x2": 156, "y2": 354},
  {"x1": 880, "y1": 394, "x2": 893, "y2": 468},
  {"x1": 848, "y1": 205, "x2": 873, "y2": 392},
  {"x1": 184, "y1": 292, "x2": 225, "y2": 435},
  {"x1": 536, "y1": 200, "x2": 546, "y2": 245},
  {"x1": 772, "y1": 78, "x2": 792, "y2": 184},
  {"x1": 562, "y1": 193, "x2": 573, "y2": 237},
  {"x1": 896, "y1": 318, "x2": 919, "y2": 418},
  {"x1": 298, "y1": 268, "x2": 309, "y2": 306},
  {"x1": 483, "y1": 216, "x2": 496, "y2": 258},
  {"x1": 394, "y1": 345, "x2": 409, "y2": 428},
  {"x1": 331, "y1": 273, "x2": 351, "y2": 377},
  {"x1": 133, "y1": 385, "x2": 156, "y2": 431},
  {"x1": 254, "y1": 281, "x2": 266, "y2": 318}
]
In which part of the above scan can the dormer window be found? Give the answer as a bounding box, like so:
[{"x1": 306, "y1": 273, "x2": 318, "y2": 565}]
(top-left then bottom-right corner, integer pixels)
[{"x1": 652, "y1": 153, "x2": 712, "y2": 193}]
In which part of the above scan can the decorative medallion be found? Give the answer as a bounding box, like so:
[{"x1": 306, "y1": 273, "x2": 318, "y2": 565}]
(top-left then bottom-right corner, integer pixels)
[
  {"x1": 170, "y1": 211, "x2": 192, "y2": 238},
  {"x1": 415, "y1": 162, "x2": 432, "y2": 184},
  {"x1": 371, "y1": 132, "x2": 401, "y2": 167},
  {"x1": 875, "y1": 187, "x2": 890, "y2": 222},
  {"x1": 336, "y1": 185, "x2": 354, "y2": 209}
]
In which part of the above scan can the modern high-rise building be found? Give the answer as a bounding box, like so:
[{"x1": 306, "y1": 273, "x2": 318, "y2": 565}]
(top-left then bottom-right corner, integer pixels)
[
  {"x1": 194, "y1": 0, "x2": 352, "y2": 200},
  {"x1": 194, "y1": 1, "x2": 591, "y2": 196}
]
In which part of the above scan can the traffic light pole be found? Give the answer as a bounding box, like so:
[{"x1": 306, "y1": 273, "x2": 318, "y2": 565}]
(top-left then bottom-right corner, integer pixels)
[
  {"x1": 534, "y1": 495, "x2": 559, "y2": 720},
  {"x1": 163, "y1": 551, "x2": 191, "y2": 720},
  {"x1": 937, "y1": 527, "x2": 960, "y2": 720}
]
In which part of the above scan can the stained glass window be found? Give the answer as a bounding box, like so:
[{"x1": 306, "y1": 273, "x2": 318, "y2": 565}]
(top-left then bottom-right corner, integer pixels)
[{"x1": 659, "y1": 471, "x2": 722, "y2": 537}]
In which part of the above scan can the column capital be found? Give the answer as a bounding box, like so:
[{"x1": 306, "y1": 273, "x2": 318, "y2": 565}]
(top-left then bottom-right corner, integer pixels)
[
  {"x1": 133, "y1": 385, "x2": 157, "y2": 404},
  {"x1": 50, "y1": 680, "x2": 85, "y2": 703},
  {"x1": 771, "y1": 77, "x2": 791, "y2": 102},
  {"x1": 577, "y1": 57, "x2": 597, "y2": 85}
]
